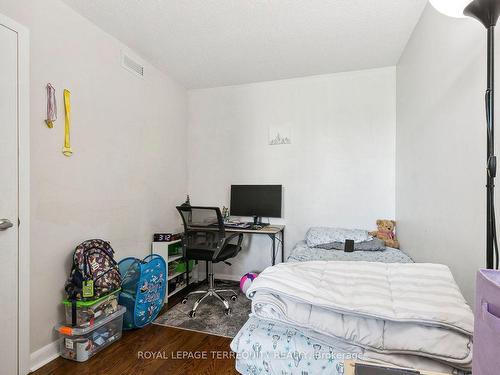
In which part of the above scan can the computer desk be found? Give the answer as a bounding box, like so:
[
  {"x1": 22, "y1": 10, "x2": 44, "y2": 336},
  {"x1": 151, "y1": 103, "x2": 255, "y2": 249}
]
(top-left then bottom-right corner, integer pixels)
[{"x1": 225, "y1": 224, "x2": 285, "y2": 266}]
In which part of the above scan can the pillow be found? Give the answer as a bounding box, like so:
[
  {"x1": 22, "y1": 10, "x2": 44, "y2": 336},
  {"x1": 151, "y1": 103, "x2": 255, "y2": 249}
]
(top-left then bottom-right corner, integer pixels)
[
  {"x1": 316, "y1": 238, "x2": 386, "y2": 251},
  {"x1": 305, "y1": 227, "x2": 372, "y2": 248}
]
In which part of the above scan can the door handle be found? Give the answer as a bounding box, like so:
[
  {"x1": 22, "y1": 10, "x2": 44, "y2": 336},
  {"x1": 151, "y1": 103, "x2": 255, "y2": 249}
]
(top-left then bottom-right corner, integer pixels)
[{"x1": 0, "y1": 219, "x2": 14, "y2": 231}]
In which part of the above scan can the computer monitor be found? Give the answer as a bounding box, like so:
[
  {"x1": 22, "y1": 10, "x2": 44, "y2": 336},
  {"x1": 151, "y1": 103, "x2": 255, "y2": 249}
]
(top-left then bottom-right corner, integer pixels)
[{"x1": 230, "y1": 185, "x2": 282, "y2": 225}]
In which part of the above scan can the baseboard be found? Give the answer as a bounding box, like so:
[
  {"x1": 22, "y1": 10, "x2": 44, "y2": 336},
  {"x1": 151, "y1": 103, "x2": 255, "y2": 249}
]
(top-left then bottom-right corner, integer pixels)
[
  {"x1": 198, "y1": 272, "x2": 241, "y2": 283},
  {"x1": 30, "y1": 340, "x2": 59, "y2": 373},
  {"x1": 215, "y1": 273, "x2": 241, "y2": 282}
]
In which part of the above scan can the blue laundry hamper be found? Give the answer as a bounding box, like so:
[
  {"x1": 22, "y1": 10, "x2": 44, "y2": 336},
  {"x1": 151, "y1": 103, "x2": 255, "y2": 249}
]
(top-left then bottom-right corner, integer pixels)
[{"x1": 118, "y1": 254, "x2": 166, "y2": 330}]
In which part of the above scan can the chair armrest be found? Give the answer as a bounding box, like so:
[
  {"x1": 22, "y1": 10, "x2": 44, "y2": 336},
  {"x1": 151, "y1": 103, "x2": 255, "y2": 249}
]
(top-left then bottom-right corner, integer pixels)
[{"x1": 225, "y1": 233, "x2": 244, "y2": 246}]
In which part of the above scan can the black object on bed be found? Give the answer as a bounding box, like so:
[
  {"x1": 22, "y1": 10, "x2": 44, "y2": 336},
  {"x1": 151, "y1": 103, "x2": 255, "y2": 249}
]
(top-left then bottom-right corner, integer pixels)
[
  {"x1": 345, "y1": 239, "x2": 355, "y2": 252},
  {"x1": 355, "y1": 363, "x2": 420, "y2": 375},
  {"x1": 316, "y1": 238, "x2": 387, "y2": 252}
]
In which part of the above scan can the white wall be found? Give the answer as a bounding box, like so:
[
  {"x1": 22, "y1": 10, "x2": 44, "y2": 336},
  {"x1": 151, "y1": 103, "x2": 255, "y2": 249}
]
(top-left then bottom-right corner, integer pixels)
[
  {"x1": 188, "y1": 67, "x2": 397, "y2": 279},
  {"x1": 396, "y1": 4, "x2": 489, "y2": 304},
  {"x1": 0, "y1": 0, "x2": 187, "y2": 362}
]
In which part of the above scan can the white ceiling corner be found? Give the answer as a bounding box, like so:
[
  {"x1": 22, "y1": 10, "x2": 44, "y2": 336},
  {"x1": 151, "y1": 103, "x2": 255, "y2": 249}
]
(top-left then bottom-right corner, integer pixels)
[{"x1": 62, "y1": 0, "x2": 427, "y2": 89}]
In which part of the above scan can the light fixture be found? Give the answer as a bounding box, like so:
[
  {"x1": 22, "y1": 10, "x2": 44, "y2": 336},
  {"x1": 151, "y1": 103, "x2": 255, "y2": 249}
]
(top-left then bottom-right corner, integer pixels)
[
  {"x1": 429, "y1": 0, "x2": 500, "y2": 270},
  {"x1": 429, "y1": 0, "x2": 471, "y2": 18}
]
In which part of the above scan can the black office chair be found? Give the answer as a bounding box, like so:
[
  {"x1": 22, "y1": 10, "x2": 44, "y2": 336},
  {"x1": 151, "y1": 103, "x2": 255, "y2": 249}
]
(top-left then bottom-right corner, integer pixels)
[{"x1": 176, "y1": 205, "x2": 244, "y2": 317}]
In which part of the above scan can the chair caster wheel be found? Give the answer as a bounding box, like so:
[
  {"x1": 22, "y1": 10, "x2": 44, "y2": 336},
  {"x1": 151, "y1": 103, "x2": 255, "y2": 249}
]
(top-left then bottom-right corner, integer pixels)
[
  {"x1": 188, "y1": 310, "x2": 196, "y2": 318},
  {"x1": 230, "y1": 295, "x2": 237, "y2": 302},
  {"x1": 181, "y1": 298, "x2": 188, "y2": 304},
  {"x1": 225, "y1": 308, "x2": 232, "y2": 316}
]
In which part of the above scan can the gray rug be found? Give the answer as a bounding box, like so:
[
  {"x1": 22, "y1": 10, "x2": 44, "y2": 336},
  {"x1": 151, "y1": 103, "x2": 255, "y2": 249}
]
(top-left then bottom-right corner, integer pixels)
[{"x1": 154, "y1": 280, "x2": 251, "y2": 338}]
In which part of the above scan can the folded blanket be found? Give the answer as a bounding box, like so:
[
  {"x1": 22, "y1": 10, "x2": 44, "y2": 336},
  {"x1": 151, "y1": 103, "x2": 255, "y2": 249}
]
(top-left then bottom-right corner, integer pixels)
[
  {"x1": 316, "y1": 238, "x2": 386, "y2": 251},
  {"x1": 306, "y1": 227, "x2": 372, "y2": 247},
  {"x1": 247, "y1": 261, "x2": 474, "y2": 370}
]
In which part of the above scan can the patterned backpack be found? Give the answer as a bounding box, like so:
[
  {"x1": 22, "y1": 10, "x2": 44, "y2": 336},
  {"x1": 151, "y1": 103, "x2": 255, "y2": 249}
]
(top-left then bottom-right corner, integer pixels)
[{"x1": 65, "y1": 239, "x2": 122, "y2": 300}]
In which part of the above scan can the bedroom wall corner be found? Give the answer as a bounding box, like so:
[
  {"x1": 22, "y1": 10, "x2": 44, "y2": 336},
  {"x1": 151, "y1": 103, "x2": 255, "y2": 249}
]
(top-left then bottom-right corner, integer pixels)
[
  {"x1": 187, "y1": 67, "x2": 397, "y2": 279},
  {"x1": 396, "y1": 4, "x2": 490, "y2": 304}
]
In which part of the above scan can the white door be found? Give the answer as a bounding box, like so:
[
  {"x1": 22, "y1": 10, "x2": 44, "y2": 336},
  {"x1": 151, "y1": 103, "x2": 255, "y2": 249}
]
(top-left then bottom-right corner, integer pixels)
[{"x1": 0, "y1": 22, "x2": 20, "y2": 375}]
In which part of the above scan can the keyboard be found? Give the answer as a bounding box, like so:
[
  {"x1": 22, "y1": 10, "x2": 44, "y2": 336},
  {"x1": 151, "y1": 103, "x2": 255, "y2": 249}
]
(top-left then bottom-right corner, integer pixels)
[{"x1": 223, "y1": 222, "x2": 251, "y2": 229}]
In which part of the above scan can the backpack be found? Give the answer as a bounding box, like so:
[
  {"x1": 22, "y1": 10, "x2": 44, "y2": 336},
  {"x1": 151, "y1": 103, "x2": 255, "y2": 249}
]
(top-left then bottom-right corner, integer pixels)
[{"x1": 65, "y1": 239, "x2": 122, "y2": 300}]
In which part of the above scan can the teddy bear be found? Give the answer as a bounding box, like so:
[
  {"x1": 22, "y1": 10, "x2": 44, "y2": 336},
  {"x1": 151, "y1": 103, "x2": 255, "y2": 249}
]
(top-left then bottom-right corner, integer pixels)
[{"x1": 370, "y1": 219, "x2": 400, "y2": 249}]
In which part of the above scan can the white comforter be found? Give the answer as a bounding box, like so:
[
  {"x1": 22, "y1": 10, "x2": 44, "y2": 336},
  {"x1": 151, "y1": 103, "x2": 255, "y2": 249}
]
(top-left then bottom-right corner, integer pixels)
[{"x1": 247, "y1": 261, "x2": 473, "y2": 371}]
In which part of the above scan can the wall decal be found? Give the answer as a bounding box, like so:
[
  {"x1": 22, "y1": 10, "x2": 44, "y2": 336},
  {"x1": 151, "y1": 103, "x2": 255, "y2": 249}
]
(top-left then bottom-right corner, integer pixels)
[{"x1": 269, "y1": 126, "x2": 291, "y2": 145}]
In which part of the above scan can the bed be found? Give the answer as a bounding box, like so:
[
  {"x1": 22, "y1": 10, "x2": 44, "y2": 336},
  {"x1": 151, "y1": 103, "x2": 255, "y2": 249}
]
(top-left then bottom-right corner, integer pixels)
[
  {"x1": 287, "y1": 240, "x2": 413, "y2": 263},
  {"x1": 233, "y1": 261, "x2": 473, "y2": 375},
  {"x1": 287, "y1": 226, "x2": 413, "y2": 264},
  {"x1": 231, "y1": 228, "x2": 470, "y2": 375},
  {"x1": 231, "y1": 316, "x2": 363, "y2": 375},
  {"x1": 231, "y1": 317, "x2": 465, "y2": 375}
]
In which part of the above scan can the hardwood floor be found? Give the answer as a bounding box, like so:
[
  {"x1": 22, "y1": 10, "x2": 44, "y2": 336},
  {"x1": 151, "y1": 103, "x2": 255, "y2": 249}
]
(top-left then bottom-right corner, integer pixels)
[
  {"x1": 33, "y1": 284, "x2": 238, "y2": 375},
  {"x1": 33, "y1": 325, "x2": 237, "y2": 375}
]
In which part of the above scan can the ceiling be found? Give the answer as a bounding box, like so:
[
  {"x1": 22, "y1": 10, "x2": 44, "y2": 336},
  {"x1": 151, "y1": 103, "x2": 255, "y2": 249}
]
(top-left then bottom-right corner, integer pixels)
[{"x1": 62, "y1": 0, "x2": 427, "y2": 89}]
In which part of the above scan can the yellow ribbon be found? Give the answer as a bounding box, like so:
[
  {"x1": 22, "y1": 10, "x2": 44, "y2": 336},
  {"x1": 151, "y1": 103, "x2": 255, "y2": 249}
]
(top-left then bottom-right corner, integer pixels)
[{"x1": 62, "y1": 89, "x2": 73, "y2": 157}]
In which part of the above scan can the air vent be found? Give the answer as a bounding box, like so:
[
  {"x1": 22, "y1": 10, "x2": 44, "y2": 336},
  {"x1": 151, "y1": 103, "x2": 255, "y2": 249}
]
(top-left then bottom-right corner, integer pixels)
[{"x1": 121, "y1": 52, "x2": 144, "y2": 78}]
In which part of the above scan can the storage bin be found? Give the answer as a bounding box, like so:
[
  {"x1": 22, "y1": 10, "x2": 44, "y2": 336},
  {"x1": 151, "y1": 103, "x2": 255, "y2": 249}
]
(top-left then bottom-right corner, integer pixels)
[
  {"x1": 168, "y1": 242, "x2": 182, "y2": 256},
  {"x1": 55, "y1": 305, "x2": 126, "y2": 362},
  {"x1": 62, "y1": 288, "x2": 121, "y2": 328},
  {"x1": 174, "y1": 260, "x2": 195, "y2": 274},
  {"x1": 168, "y1": 261, "x2": 179, "y2": 274},
  {"x1": 473, "y1": 269, "x2": 500, "y2": 375}
]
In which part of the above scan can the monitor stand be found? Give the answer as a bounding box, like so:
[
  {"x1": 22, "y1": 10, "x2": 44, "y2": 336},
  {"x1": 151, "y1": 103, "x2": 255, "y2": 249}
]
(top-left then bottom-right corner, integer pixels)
[{"x1": 247, "y1": 216, "x2": 270, "y2": 228}]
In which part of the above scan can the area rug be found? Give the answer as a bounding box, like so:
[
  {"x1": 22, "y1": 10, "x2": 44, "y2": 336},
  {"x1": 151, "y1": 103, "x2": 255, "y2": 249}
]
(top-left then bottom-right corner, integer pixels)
[{"x1": 154, "y1": 280, "x2": 251, "y2": 338}]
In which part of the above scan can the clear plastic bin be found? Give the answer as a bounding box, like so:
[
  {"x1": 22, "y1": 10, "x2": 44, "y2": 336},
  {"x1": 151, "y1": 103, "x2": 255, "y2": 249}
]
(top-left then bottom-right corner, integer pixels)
[
  {"x1": 62, "y1": 289, "x2": 121, "y2": 328},
  {"x1": 55, "y1": 306, "x2": 126, "y2": 362}
]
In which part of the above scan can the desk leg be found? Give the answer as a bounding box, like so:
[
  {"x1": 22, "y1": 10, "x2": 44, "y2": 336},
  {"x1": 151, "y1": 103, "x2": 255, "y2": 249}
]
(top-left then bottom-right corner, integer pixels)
[
  {"x1": 272, "y1": 234, "x2": 276, "y2": 266},
  {"x1": 282, "y1": 229, "x2": 285, "y2": 263}
]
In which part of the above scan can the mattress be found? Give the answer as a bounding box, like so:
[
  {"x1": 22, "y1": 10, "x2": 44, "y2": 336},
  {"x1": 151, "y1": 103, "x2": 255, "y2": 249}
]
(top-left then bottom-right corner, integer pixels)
[
  {"x1": 232, "y1": 316, "x2": 468, "y2": 375},
  {"x1": 287, "y1": 240, "x2": 413, "y2": 263},
  {"x1": 231, "y1": 316, "x2": 363, "y2": 375}
]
